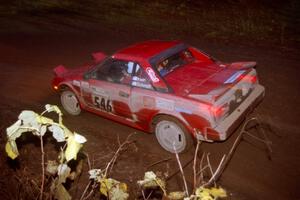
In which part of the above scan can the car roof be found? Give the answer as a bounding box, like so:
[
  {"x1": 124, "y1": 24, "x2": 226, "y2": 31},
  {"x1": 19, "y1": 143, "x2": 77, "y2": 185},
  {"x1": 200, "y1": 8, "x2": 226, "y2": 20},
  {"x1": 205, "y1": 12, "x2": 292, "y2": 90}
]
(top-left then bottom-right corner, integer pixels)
[{"x1": 113, "y1": 40, "x2": 182, "y2": 62}]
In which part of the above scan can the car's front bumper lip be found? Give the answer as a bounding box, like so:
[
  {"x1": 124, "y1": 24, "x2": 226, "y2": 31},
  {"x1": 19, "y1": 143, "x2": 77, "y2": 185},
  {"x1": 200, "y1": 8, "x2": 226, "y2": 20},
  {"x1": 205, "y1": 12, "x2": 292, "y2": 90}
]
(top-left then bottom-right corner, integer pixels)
[{"x1": 197, "y1": 84, "x2": 265, "y2": 141}]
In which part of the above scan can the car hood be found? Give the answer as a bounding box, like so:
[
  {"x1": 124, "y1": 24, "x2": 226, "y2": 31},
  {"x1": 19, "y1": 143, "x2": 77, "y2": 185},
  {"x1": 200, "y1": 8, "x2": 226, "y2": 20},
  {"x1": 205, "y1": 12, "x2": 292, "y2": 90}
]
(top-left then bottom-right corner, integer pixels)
[{"x1": 164, "y1": 61, "x2": 251, "y2": 97}]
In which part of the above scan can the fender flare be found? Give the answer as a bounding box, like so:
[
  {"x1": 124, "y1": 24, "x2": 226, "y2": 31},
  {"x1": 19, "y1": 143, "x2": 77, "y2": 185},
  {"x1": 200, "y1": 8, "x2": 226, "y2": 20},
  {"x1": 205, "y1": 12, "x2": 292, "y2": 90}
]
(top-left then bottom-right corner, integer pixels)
[{"x1": 150, "y1": 112, "x2": 193, "y2": 136}]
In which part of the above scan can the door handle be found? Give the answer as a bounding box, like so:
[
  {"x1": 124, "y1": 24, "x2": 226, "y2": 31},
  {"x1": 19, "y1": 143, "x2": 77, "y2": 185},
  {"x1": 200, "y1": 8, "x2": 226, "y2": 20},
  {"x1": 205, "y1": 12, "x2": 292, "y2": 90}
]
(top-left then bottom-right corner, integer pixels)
[{"x1": 119, "y1": 91, "x2": 129, "y2": 98}]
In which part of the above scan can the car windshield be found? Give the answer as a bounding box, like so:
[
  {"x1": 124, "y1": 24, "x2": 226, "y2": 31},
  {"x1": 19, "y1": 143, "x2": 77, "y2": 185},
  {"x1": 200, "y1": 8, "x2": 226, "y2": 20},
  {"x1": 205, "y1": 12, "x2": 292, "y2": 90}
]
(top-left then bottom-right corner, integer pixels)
[{"x1": 155, "y1": 49, "x2": 194, "y2": 77}]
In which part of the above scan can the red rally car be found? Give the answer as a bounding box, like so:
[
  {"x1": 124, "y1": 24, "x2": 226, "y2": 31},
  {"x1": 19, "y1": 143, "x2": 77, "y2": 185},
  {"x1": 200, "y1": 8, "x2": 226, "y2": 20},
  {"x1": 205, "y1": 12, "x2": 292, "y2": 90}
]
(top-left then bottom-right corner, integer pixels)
[{"x1": 52, "y1": 40, "x2": 265, "y2": 153}]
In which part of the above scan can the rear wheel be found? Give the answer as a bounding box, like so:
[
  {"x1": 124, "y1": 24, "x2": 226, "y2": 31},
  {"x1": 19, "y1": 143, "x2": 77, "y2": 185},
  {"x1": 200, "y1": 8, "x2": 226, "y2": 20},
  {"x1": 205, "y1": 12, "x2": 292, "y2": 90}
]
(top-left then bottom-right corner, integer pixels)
[
  {"x1": 154, "y1": 116, "x2": 192, "y2": 153},
  {"x1": 60, "y1": 90, "x2": 81, "y2": 115}
]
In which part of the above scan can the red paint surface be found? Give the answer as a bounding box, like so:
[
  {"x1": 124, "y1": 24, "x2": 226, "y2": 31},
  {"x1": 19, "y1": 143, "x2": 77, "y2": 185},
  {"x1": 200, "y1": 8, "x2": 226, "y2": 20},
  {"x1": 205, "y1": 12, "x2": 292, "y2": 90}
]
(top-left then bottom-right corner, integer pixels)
[
  {"x1": 92, "y1": 51, "x2": 107, "y2": 63},
  {"x1": 135, "y1": 108, "x2": 159, "y2": 130},
  {"x1": 112, "y1": 100, "x2": 133, "y2": 119},
  {"x1": 114, "y1": 40, "x2": 180, "y2": 62},
  {"x1": 180, "y1": 113, "x2": 210, "y2": 134}
]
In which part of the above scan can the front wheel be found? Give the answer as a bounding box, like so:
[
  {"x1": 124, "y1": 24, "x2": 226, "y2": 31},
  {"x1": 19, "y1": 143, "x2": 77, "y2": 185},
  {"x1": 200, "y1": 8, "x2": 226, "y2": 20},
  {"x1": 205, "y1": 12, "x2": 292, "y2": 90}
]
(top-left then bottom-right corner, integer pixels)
[
  {"x1": 154, "y1": 116, "x2": 192, "y2": 153},
  {"x1": 60, "y1": 90, "x2": 81, "y2": 115}
]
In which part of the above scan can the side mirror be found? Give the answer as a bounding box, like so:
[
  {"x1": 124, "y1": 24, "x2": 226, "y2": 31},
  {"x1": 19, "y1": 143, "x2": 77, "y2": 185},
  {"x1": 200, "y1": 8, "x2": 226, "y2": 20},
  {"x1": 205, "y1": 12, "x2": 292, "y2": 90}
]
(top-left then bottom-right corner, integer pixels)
[{"x1": 83, "y1": 72, "x2": 90, "y2": 80}]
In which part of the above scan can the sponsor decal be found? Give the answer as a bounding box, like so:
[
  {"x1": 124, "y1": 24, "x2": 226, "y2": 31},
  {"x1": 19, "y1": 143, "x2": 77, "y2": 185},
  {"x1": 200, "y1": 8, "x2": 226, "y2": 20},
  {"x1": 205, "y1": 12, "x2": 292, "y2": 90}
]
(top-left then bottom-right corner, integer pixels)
[
  {"x1": 143, "y1": 96, "x2": 155, "y2": 108},
  {"x1": 175, "y1": 107, "x2": 193, "y2": 114},
  {"x1": 81, "y1": 81, "x2": 90, "y2": 92},
  {"x1": 234, "y1": 89, "x2": 243, "y2": 103},
  {"x1": 81, "y1": 81, "x2": 89, "y2": 88},
  {"x1": 132, "y1": 76, "x2": 152, "y2": 89},
  {"x1": 146, "y1": 67, "x2": 159, "y2": 83},
  {"x1": 93, "y1": 95, "x2": 112, "y2": 112},
  {"x1": 224, "y1": 70, "x2": 245, "y2": 84},
  {"x1": 73, "y1": 80, "x2": 80, "y2": 87},
  {"x1": 156, "y1": 98, "x2": 174, "y2": 111},
  {"x1": 92, "y1": 87, "x2": 108, "y2": 96}
]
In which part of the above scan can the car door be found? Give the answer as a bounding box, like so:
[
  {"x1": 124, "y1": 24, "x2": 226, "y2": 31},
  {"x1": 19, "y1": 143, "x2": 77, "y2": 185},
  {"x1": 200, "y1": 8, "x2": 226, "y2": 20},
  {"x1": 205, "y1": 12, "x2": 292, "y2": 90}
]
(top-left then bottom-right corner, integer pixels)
[
  {"x1": 129, "y1": 64, "x2": 159, "y2": 126},
  {"x1": 82, "y1": 58, "x2": 135, "y2": 120}
]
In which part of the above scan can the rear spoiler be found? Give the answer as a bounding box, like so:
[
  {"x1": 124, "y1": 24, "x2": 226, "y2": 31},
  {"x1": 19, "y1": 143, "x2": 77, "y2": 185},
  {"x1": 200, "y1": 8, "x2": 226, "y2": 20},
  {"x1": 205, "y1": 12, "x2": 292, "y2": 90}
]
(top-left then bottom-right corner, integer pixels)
[
  {"x1": 53, "y1": 51, "x2": 106, "y2": 77},
  {"x1": 189, "y1": 85, "x2": 228, "y2": 103},
  {"x1": 54, "y1": 65, "x2": 68, "y2": 77},
  {"x1": 229, "y1": 61, "x2": 256, "y2": 70}
]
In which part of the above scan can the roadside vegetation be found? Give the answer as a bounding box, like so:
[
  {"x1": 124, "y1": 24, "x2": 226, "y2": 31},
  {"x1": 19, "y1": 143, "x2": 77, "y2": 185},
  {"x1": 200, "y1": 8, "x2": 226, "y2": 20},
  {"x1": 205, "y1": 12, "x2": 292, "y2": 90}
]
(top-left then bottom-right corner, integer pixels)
[
  {"x1": 2, "y1": 104, "x2": 272, "y2": 199},
  {"x1": 3, "y1": 104, "x2": 228, "y2": 199}
]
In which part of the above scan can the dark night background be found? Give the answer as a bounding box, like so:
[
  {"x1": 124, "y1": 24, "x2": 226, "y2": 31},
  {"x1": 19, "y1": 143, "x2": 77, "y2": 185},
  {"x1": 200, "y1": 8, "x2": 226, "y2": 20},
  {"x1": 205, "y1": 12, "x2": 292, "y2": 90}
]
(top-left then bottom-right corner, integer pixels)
[
  {"x1": 0, "y1": 0, "x2": 299, "y2": 200},
  {"x1": 1, "y1": 0, "x2": 300, "y2": 45}
]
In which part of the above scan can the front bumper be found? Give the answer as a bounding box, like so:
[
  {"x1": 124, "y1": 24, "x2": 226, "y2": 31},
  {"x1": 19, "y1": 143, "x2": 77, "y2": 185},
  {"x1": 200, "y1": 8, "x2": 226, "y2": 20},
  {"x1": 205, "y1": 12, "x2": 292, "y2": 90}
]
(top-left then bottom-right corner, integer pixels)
[{"x1": 196, "y1": 84, "x2": 265, "y2": 141}]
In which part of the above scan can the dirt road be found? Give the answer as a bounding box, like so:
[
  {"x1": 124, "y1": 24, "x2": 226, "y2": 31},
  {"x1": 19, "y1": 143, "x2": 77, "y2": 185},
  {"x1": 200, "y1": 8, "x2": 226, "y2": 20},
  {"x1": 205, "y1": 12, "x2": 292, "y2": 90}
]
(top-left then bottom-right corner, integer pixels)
[{"x1": 1, "y1": 19, "x2": 300, "y2": 199}]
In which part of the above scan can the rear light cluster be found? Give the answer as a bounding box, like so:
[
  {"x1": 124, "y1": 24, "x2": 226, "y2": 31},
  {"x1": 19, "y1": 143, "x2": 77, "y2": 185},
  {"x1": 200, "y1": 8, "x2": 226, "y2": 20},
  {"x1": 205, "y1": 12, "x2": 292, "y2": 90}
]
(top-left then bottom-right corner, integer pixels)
[
  {"x1": 210, "y1": 103, "x2": 229, "y2": 122},
  {"x1": 206, "y1": 70, "x2": 257, "y2": 124},
  {"x1": 239, "y1": 74, "x2": 257, "y2": 84}
]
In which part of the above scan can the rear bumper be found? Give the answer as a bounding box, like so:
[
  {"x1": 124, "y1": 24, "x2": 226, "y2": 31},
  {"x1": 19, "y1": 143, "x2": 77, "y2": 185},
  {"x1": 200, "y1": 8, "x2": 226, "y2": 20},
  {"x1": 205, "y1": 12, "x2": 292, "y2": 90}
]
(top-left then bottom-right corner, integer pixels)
[{"x1": 196, "y1": 84, "x2": 265, "y2": 141}]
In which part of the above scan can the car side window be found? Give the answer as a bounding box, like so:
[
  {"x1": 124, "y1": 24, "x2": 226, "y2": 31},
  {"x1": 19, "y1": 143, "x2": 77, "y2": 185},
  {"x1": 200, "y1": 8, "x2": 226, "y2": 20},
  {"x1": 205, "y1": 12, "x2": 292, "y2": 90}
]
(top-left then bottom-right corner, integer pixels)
[
  {"x1": 132, "y1": 64, "x2": 153, "y2": 90},
  {"x1": 93, "y1": 58, "x2": 133, "y2": 85}
]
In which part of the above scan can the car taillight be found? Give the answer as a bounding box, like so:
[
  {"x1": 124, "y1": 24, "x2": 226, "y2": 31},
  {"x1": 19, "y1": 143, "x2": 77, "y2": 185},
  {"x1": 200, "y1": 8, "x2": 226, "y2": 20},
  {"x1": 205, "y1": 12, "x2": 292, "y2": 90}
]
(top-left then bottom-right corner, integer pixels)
[
  {"x1": 250, "y1": 75, "x2": 257, "y2": 83},
  {"x1": 240, "y1": 74, "x2": 257, "y2": 84},
  {"x1": 210, "y1": 103, "x2": 229, "y2": 120}
]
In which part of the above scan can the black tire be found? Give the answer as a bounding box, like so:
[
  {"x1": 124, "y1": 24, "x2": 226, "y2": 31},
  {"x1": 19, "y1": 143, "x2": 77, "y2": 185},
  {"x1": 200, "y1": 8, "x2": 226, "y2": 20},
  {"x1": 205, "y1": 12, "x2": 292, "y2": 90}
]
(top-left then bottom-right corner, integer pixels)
[{"x1": 153, "y1": 116, "x2": 193, "y2": 153}]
